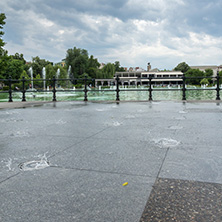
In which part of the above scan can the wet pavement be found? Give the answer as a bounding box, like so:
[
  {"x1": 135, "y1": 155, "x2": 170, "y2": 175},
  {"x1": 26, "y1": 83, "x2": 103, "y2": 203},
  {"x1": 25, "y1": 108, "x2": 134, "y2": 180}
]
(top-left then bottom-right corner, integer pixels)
[{"x1": 0, "y1": 101, "x2": 222, "y2": 221}]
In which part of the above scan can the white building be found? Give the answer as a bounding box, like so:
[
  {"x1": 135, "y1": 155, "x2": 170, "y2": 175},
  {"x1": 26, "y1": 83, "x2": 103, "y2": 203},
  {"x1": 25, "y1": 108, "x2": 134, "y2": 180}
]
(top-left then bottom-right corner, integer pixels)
[{"x1": 190, "y1": 65, "x2": 222, "y2": 77}]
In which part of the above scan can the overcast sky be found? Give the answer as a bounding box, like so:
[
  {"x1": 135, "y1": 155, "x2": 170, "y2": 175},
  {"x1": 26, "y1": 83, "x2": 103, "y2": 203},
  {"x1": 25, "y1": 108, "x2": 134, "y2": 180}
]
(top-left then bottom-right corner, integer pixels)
[{"x1": 0, "y1": 0, "x2": 222, "y2": 70}]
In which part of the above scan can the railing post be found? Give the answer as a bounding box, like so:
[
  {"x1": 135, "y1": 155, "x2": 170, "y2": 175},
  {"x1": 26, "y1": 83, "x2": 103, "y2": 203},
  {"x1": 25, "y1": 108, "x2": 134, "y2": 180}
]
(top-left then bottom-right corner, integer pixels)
[
  {"x1": 8, "y1": 76, "x2": 13, "y2": 102},
  {"x1": 116, "y1": 76, "x2": 120, "y2": 101},
  {"x1": 216, "y1": 70, "x2": 220, "y2": 100},
  {"x1": 52, "y1": 76, "x2": 57, "y2": 101},
  {"x1": 22, "y1": 76, "x2": 26, "y2": 102},
  {"x1": 84, "y1": 75, "x2": 88, "y2": 101},
  {"x1": 148, "y1": 76, "x2": 153, "y2": 101},
  {"x1": 182, "y1": 74, "x2": 186, "y2": 100}
]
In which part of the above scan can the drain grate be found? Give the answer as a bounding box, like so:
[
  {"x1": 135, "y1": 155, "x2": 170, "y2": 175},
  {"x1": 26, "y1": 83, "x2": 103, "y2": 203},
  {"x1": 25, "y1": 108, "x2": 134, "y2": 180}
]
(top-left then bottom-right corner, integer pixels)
[{"x1": 19, "y1": 160, "x2": 49, "y2": 171}]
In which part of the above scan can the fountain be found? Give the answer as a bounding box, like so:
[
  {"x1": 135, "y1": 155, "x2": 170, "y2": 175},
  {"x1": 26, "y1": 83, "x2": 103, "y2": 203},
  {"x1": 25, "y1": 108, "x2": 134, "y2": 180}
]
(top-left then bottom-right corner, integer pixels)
[
  {"x1": 42, "y1": 67, "x2": 46, "y2": 91},
  {"x1": 56, "y1": 68, "x2": 60, "y2": 88},
  {"x1": 56, "y1": 68, "x2": 60, "y2": 79},
  {"x1": 68, "y1": 66, "x2": 71, "y2": 78},
  {"x1": 28, "y1": 67, "x2": 34, "y2": 90}
]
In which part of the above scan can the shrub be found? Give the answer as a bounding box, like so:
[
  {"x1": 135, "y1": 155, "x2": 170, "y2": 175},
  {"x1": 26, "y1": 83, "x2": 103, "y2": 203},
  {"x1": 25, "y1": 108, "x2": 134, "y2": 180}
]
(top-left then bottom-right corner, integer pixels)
[{"x1": 3, "y1": 86, "x2": 9, "y2": 90}]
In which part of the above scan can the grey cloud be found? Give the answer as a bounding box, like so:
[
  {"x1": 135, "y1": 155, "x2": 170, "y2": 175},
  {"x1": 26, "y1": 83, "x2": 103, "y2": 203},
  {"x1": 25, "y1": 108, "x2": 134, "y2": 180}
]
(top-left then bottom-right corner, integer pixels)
[{"x1": 0, "y1": 0, "x2": 222, "y2": 69}]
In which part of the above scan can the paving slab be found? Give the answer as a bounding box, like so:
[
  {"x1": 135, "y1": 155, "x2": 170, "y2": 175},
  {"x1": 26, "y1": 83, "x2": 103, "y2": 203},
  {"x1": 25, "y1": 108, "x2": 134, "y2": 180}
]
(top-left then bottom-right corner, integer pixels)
[
  {"x1": 0, "y1": 101, "x2": 222, "y2": 221},
  {"x1": 140, "y1": 178, "x2": 222, "y2": 222},
  {"x1": 0, "y1": 167, "x2": 154, "y2": 222}
]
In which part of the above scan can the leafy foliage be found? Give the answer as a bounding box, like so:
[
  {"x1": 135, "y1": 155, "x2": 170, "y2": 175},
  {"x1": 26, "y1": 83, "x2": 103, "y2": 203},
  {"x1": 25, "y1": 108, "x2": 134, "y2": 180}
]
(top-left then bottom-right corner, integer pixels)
[
  {"x1": 219, "y1": 71, "x2": 222, "y2": 84},
  {"x1": 0, "y1": 13, "x2": 6, "y2": 54},
  {"x1": 65, "y1": 47, "x2": 89, "y2": 78},
  {"x1": 185, "y1": 69, "x2": 205, "y2": 85},
  {"x1": 102, "y1": 63, "x2": 115, "y2": 78},
  {"x1": 174, "y1": 62, "x2": 190, "y2": 73},
  {"x1": 5, "y1": 56, "x2": 25, "y2": 79},
  {"x1": 29, "y1": 56, "x2": 53, "y2": 78}
]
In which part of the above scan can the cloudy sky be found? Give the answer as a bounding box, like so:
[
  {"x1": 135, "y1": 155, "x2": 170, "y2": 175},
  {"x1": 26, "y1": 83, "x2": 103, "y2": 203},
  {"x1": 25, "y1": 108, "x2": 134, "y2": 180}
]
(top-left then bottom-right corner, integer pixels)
[{"x1": 0, "y1": 0, "x2": 222, "y2": 70}]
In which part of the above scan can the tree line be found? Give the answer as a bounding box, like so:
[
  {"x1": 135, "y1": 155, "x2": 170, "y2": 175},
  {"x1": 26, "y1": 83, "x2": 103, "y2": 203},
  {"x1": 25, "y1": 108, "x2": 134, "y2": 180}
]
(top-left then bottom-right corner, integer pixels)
[{"x1": 174, "y1": 62, "x2": 222, "y2": 85}]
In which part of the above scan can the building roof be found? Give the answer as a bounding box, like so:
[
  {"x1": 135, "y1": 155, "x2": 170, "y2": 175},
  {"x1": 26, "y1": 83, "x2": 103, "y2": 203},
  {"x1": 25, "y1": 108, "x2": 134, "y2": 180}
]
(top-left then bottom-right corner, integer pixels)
[{"x1": 190, "y1": 65, "x2": 218, "y2": 70}]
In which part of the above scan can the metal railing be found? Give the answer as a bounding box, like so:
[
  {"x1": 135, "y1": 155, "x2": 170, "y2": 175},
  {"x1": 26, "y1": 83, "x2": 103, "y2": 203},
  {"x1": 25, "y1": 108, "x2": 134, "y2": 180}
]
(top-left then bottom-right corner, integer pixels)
[{"x1": 0, "y1": 72, "x2": 221, "y2": 102}]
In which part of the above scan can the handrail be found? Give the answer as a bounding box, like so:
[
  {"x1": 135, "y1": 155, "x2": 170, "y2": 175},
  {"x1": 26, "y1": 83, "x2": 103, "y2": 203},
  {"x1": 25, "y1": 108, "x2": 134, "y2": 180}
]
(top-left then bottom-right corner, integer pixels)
[{"x1": 0, "y1": 73, "x2": 221, "y2": 102}]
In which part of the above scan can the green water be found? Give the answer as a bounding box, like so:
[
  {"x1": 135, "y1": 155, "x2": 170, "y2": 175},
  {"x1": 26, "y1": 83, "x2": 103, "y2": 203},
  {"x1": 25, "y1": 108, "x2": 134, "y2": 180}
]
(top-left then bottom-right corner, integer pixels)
[{"x1": 0, "y1": 87, "x2": 218, "y2": 102}]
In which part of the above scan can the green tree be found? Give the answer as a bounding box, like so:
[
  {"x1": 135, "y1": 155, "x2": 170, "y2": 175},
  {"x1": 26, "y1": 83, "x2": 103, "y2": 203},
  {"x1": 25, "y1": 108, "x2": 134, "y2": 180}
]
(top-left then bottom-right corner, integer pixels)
[
  {"x1": 65, "y1": 47, "x2": 89, "y2": 78},
  {"x1": 54, "y1": 65, "x2": 67, "y2": 87},
  {"x1": 102, "y1": 63, "x2": 115, "y2": 78},
  {"x1": 12, "y1": 53, "x2": 26, "y2": 64},
  {"x1": 0, "y1": 13, "x2": 6, "y2": 55},
  {"x1": 219, "y1": 71, "x2": 222, "y2": 84},
  {"x1": 5, "y1": 56, "x2": 24, "y2": 79},
  {"x1": 204, "y1": 68, "x2": 213, "y2": 84},
  {"x1": 86, "y1": 55, "x2": 100, "y2": 79},
  {"x1": 0, "y1": 50, "x2": 9, "y2": 79},
  {"x1": 30, "y1": 56, "x2": 53, "y2": 78},
  {"x1": 18, "y1": 70, "x2": 30, "y2": 89},
  {"x1": 45, "y1": 64, "x2": 56, "y2": 86},
  {"x1": 114, "y1": 61, "x2": 125, "y2": 72},
  {"x1": 174, "y1": 62, "x2": 190, "y2": 73},
  {"x1": 35, "y1": 74, "x2": 42, "y2": 88},
  {"x1": 200, "y1": 78, "x2": 209, "y2": 85},
  {"x1": 185, "y1": 69, "x2": 205, "y2": 85},
  {"x1": 0, "y1": 13, "x2": 8, "y2": 79}
]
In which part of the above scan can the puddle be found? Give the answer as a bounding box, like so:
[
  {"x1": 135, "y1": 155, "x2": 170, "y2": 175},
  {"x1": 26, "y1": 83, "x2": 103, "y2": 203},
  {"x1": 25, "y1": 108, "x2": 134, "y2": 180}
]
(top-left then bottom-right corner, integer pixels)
[
  {"x1": 10, "y1": 130, "x2": 31, "y2": 137},
  {"x1": 179, "y1": 111, "x2": 187, "y2": 114},
  {"x1": 19, "y1": 154, "x2": 49, "y2": 171},
  {"x1": 175, "y1": 116, "x2": 186, "y2": 120},
  {"x1": 96, "y1": 108, "x2": 106, "y2": 112},
  {"x1": 153, "y1": 138, "x2": 180, "y2": 148},
  {"x1": 55, "y1": 119, "x2": 67, "y2": 125},
  {"x1": 113, "y1": 121, "x2": 121, "y2": 126},
  {"x1": 125, "y1": 115, "x2": 135, "y2": 119},
  {"x1": 5, "y1": 111, "x2": 19, "y2": 115},
  {"x1": 6, "y1": 158, "x2": 14, "y2": 171},
  {"x1": 168, "y1": 126, "x2": 183, "y2": 130},
  {"x1": 0, "y1": 118, "x2": 24, "y2": 123},
  {"x1": 105, "y1": 121, "x2": 122, "y2": 127}
]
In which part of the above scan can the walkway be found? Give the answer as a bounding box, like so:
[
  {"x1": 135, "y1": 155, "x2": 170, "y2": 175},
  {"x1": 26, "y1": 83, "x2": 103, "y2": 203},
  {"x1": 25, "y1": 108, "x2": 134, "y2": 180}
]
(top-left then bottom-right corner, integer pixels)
[{"x1": 0, "y1": 101, "x2": 222, "y2": 221}]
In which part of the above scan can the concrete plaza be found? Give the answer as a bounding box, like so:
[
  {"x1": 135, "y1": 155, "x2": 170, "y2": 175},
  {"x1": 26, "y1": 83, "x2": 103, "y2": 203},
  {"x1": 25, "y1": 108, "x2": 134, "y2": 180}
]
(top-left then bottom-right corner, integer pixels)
[{"x1": 0, "y1": 101, "x2": 222, "y2": 221}]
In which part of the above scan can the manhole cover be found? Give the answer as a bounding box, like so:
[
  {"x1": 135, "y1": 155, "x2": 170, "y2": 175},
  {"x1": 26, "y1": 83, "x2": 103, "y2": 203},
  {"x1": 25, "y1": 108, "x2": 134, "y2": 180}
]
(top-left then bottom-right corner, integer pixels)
[{"x1": 19, "y1": 160, "x2": 49, "y2": 171}]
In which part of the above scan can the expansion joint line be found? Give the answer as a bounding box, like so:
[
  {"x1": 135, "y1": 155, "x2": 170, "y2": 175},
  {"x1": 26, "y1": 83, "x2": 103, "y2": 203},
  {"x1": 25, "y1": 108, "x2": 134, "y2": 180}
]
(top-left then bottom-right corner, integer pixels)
[
  {"x1": 0, "y1": 172, "x2": 21, "y2": 185},
  {"x1": 156, "y1": 147, "x2": 170, "y2": 181}
]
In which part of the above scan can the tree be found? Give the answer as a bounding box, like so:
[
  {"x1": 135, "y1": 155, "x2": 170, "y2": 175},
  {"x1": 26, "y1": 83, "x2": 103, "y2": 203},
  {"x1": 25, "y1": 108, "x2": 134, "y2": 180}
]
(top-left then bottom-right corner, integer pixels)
[
  {"x1": 86, "y1": 55, "x2": 100, "y2": 79},
  {"x1": 204, "y1": 68, "x2": 213, "y2": 84},
  {"x1": 200, "y1": 78, "x2": 209, "y2": 85},
  {"x1": 0, "y1": 13, "x2": 8, "y2": 79},
  {"x1": 30, "y1": 56, "x2": 53, "y2": 78},
  {"x1": 114, "y1": 61, "x2": 125, "y2": 72},
  {"x1": 5, "y1": 56, "x2": 24, "y2": 79},
  {"x1": 102, "y1": 63, "x2": 115, "y2": 78},
  {"x1": 18, "y1": 70, "x2": 30, "y2": 88},
  {"x1": 65, "y1": 47, "x2": 89, "y2": 78},
  {"x1": 54, "y1": 65, "x2": 67, "y2": 87},
  {"x1": 0, "y1": 50, "x2": 9, "y2": 79},
  {"x1": 185, "y1": 69, "x2": 205, "y2": 85},
  {"x1": 174, "y1": 62, "x2": 190, "y2": 73},
  {"x1": 12, "y1": 53, "x2": 26, "y2": 64},
  {"x1": 45, "y1": 63, "x2": 55, "y2": 86},
  {"x1": 0, "y1": 13, "x2": 6, "y2": 55},
  {"x1": 219, "y1": 71, "x2": 222, "y2": 84}
]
